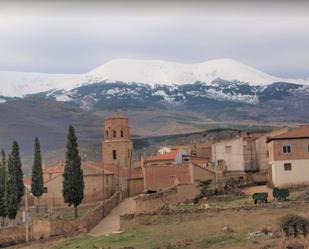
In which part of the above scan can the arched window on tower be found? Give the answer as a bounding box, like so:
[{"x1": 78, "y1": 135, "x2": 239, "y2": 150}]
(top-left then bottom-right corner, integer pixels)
[
  {"x1": 121, "y1": 130, "x2": 124, "y2": 138},
  {"x1": 112, "y1": 150, "x2": 117, "y2": 160},
  {"x1": 113, "y1": 130, "x2": 116, "y2": 138},
  {"x1": 105, "y1": 130, "x2": 109, "y2": 139}
]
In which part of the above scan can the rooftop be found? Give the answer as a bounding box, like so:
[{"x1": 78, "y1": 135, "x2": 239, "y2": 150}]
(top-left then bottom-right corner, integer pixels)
[
  {"x1": 267, "y1": 125, "x2": 309, "y2": 142},
  {"x1": 105, "y1": 114, "x2": 128, "y2": 120},
  {"x1": 144, "y1": 149, "x2": 180, "y2": 162}
]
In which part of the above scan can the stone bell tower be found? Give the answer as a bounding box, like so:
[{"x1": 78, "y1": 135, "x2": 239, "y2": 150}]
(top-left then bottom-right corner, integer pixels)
[{"x1": 102, "y1": 114, "x2": 133, "y2": 168}]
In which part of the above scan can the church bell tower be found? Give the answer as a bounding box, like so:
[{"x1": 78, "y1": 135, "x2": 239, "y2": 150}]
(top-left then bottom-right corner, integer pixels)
[{"x1": 102, "y1": 114, "x2": 133, "y2": 168}]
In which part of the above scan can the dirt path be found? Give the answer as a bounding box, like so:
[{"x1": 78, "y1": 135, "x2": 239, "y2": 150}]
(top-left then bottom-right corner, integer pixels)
[{"x1": 89, "y1": 197, "x2": 136, "y2": 237}]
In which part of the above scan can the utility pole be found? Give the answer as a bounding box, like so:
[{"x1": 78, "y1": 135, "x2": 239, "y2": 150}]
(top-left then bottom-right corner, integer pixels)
[
  {"x1": 102, "y1": 169, "x2": 105, "y2": 200},
  {"x1": 117, "y1": 160, "x2": 120, "y2": 199},
  {"x1": 25, "y1": 187, "x2": 29, "y2": 243},
  {"x1": 128, "y1": 150, "x2": 132, "y2": 197}
]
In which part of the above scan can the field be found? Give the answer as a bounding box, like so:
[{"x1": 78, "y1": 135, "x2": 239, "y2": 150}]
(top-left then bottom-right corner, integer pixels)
[
  {"x1": 12, "y1": 186, "x2": 306, "y2": 249},
  {"x1": 53, "y1": 204, "x2": 309, "y2": 249}
]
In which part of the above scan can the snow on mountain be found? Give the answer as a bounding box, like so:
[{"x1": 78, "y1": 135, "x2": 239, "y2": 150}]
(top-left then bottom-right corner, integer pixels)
[
  {"x1": 0, "y1": 58, "x2": 308, "y2": 97},
  {"x1": 88, "y1": 58, "x2": 279, "y2": 86}
]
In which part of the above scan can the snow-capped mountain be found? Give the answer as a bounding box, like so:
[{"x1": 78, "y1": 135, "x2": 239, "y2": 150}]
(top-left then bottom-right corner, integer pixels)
[{"x1": 0, "y1": 58, "x2": 308, "y2": 98}]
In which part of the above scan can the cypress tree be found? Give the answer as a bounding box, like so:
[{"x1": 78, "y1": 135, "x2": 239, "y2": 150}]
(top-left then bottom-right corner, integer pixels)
[
  {"x1": 31, "y1": 137, "x2": 44, "y2": 213},
  {"x1": 62, "y1": 125, "x2": 84, "y2": 218},
  {"x1": 0, "y1": 150, "x2": 6, "y2": 226},
  {"x1": 5, "y1": 155, "x2": 18, "y2": 219},
  {"x1": 11, "y1": 141, "x2": 24, "y2": 204},
  {"x1": 1, "y1": 149, "x2": 5, "y2": 168}
]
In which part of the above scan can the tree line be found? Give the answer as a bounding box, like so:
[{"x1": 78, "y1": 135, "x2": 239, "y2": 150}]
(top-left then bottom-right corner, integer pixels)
[{"x1": 0, "y1": 125, "x2": 84, "y2": 227}]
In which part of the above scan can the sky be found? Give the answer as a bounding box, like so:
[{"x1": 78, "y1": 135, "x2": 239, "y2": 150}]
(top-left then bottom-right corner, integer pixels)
[{"x1": 0, "y1": 0, "x2": 308, "y2": 79}]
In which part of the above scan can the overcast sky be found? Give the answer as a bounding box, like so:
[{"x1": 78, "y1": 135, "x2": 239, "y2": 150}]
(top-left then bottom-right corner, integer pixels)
[{"x1": 0, "y1": 0, "x2": 308, "y2": 79}]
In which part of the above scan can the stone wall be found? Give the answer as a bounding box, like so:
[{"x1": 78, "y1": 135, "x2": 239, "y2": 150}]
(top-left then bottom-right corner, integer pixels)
[
  {"x1": 1, "y1": 191, "x2": 120, "y2": 246},
  {"x1": 134, "y1": 184, "x2": 199, "y2": 213},
  {"x1": 0, "y1": 226, "x2": 27, "y2": 247},
  {"x1": 121, "y1": 201, "x2": 309, "y2": 229}
]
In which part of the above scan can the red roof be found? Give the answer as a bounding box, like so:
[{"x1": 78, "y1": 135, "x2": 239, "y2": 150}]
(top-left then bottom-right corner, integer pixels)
[
  {"x1": 267, "y1": 125, "x2": 309, "y2": 142},
  {"x1": 144, "y1": 149, "x2": 180, "y2": 162}
]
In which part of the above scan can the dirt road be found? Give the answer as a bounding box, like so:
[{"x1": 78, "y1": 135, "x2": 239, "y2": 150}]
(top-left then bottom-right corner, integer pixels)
[{"x1": 89, "y1": 197, "x2": 136, "y2": 237}]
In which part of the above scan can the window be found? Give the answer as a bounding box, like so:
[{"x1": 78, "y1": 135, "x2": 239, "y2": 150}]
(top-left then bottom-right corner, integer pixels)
[
  {"x1": 105, "y1": 130, "x2": 108, "y2": 138},
  {"x1": 112, "y1": 150, "x2": 117, "y2": 160},
  {"x1": 284, "y1": 163, "x2": 292, "y2": 171},
  {"x1": 121, "y1": 130, "x2": 124, "y2": 138},
  {"x1": 308, "y1": 144, "x2": 309, "y2": 152},
  {"x1": 282, "y1": 145, "x2": 291, "y2": 154},
  {"x1": 113, "y1": 130, "x2": 116, "y2": 138},
  {"x1": 225, "y1": 145, "x2": 232, "y2": 153}
]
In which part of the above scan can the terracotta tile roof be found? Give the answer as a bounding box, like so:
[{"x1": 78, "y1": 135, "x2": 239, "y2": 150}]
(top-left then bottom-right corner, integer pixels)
[
  {"x1": 267, "y1": 125, "x2": 309, "y2": 142},
  {"x1": 144, "y1": 149, "x2": 180, "y2": 162}
]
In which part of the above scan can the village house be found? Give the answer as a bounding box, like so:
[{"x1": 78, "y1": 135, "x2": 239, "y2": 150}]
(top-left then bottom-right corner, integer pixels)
[
  {"x1": 267, "y1": 125, "x2": 309, "y2": 187},
  {"x1": 142, "y1": 147, "x2": 190, "y2": 167},
  {"x1": 141, "y1": 146, "x2": 218, "y2": 192},
  {"x1": 39, "y1": 163, "x2": 116, "y2": 206},
  {"x1": 210, "y1": 127, "x2": 289, "y2": 177},
  {"x1": 211, "y1": 132, "x2": 258, "y2": 174}
]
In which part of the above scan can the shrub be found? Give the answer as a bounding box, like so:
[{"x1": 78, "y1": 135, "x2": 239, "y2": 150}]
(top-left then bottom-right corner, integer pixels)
[
  {"x1": 279, "y1": 214, "x2": 309, "y2": 237},
  {"x1": 193, "y1": 180, "x2": 212, "y2": 204}
]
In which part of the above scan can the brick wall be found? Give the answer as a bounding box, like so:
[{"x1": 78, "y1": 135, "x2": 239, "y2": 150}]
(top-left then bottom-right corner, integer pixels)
[
  {"x1": 143, "y1": 164, "x2": 192, "y2": 191},
  {"x1": 128, "y1": 178, "x2": 144, "y2": 196}
]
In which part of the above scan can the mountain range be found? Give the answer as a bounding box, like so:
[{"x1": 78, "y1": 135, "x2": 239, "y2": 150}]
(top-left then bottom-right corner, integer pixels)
[
  {"x1": 1, "y1": 58, "x2": 308, "y2": 99},
  {"x1": 0, "y1": 58, "x2": 309, "y2": 171}
]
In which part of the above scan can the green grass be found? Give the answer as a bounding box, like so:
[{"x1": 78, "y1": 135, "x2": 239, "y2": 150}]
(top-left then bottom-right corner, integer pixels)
[
  {"x1": 54, "y1": 230, "x2": 150, "y2": 249},
  {"x1": 208, "y1": 195, "x2": 254, "y2": 208},
  {"x1": 172, "y1": 195, "x2": 254, "y2": 210},
  {"x1": 38, "y1": 205, "x2": 95, "y2": 221},
  {"x1": 173, "y1": 203, "x2": 198, "y2": 210}
]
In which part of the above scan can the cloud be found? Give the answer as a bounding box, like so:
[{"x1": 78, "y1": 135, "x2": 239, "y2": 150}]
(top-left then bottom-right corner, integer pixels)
[{"x1": 0, "y1": 0, "x2": 308, "y2": 78}]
